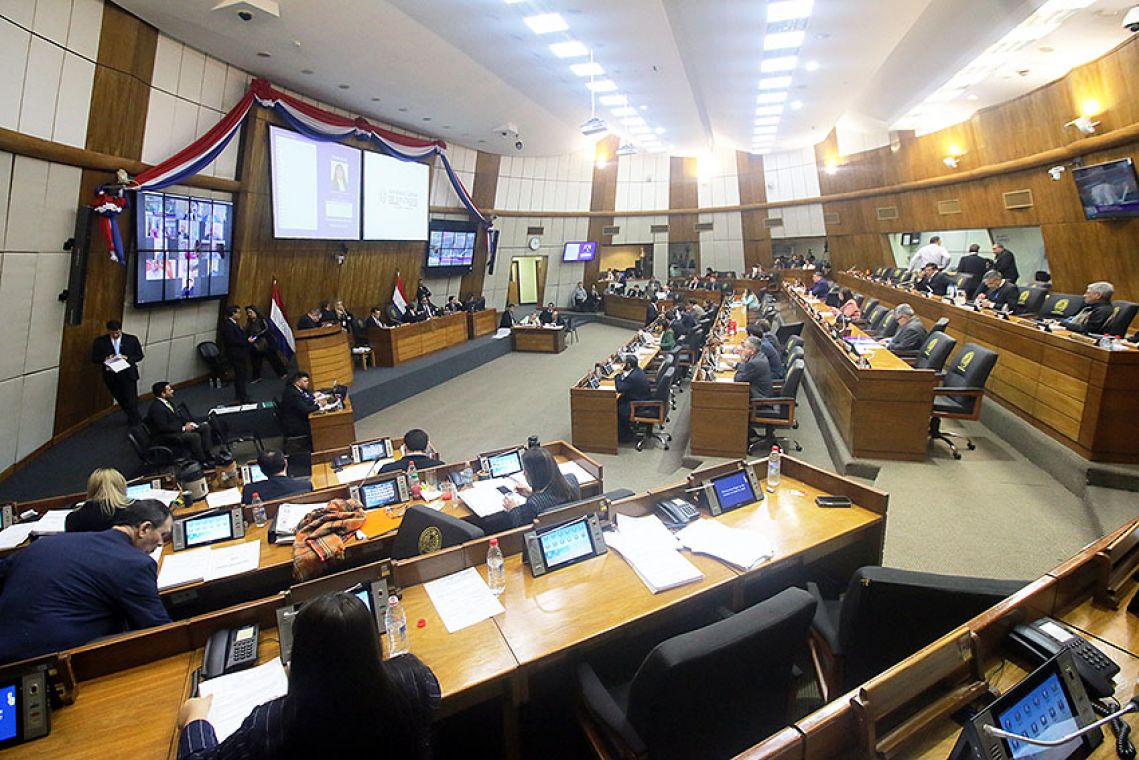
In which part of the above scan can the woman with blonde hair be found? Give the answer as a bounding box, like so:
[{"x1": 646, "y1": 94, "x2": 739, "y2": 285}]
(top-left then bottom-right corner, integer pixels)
[{"x1": 65, "y1": 468, "x2": 130, "y2": 532}]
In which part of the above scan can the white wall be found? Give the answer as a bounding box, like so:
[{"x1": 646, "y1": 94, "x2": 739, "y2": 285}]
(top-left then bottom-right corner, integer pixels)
[
  {"x1": 696, "y1": 147, "x2": 744, "y2": 275},
  {"x1": 763, "y1": 147, "x2": 826, "y2": 240},
  {"x1": 612, "y1": 152, "x2": 670, "y2": 282}
]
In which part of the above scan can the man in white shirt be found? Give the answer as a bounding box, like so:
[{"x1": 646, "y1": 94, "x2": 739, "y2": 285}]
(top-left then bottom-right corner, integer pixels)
[{"x1": 908, "y1": 236, "x2": 950, "y2": 271}]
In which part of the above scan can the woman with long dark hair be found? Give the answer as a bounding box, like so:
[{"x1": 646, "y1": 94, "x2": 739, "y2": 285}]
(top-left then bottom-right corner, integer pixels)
[
  {"x1": 244, "y1": 305, "x2": 288, "y2": 381},
  {"x1": 177, "y1": 592, "x2": 440, "y2": 759},
  {"x1": 502, "y1": 446, "x2": 581, "y2": 527}
]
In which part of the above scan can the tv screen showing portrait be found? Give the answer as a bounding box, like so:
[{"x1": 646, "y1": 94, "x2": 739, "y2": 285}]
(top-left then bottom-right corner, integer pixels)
[
  {"x1": 562, "y1": 241, "x2": 597, "y2": 262},
  {"x1": 135, "y1": 191, "x2": 232, "y2": 306},
  {"x1": 269, "y1": 125, "x2": 361, "y2": 239},
  {"x1": 362, "y1": 151, "x2": 430, "y2": 241},
  {"x1": 1073, "y1": 158, "x2": 1139, "y2": 220},
  {"x1": 425, "y1": 219, "x2": 478, "y2": 269}
]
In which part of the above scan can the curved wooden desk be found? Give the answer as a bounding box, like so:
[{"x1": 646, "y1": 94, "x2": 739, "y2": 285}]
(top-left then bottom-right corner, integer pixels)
[
  {"x1": 293, "y1": 324, "x2": 353, "y2": 388},
  {"x1": 368, "y1": 311, "x2": 468, "y2": 366}
]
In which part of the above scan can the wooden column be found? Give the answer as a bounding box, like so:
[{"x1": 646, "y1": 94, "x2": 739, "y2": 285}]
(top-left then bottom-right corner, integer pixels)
[
  {"x1": 460, "y1": 150, "x2": 501, "y2": 299},
  {"x1": 669, "y1": 156, "x2": 699, "y2": 271},
  {"x1": 583, "y1": 136, "x2": 619, "y2": 290},
  {"x1": 736, "y1": 151, "x2": 773, "y2": 268}
]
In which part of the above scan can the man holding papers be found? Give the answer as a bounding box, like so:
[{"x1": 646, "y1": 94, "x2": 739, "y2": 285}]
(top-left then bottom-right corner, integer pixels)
[
  {"x1": 91, "y1": 319, "x2": 144, "y2": 426},
  {"x1": 0, "y1": 499, "x2": 172, "y2": 663}
]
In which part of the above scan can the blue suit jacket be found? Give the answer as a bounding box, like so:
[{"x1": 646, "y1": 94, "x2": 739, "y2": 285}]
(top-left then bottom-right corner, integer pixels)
[{"x1": 241, "y1": 474, "x2": 313, "y2": 505}]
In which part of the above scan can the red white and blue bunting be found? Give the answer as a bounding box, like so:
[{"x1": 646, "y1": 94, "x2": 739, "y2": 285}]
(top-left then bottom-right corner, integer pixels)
[{"x1": 95, "y1": 78, "x2": 494, "y2": 262}]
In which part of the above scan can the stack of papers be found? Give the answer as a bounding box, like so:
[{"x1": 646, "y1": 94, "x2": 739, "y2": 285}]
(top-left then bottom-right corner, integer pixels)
[
  {"x1": 129, "y1": 487, "x2": 182, "y2": 506},
  {"x1": 334, "y1": 461, "x2": 391, "y2": 484},
  {"x1": 28, "y1": 510, "x2": 70, "y2": 535},
  {"x1": 457, "y1": 478, "x2": 516, "y2": 517},
  {"x1": 198, "y1": 660, "x2": 288, "y2": 741},
  {"x1": 270, "y1": 503, "x2": 313, "y2": 544},
  {"x1": 156, "y1": 541, "x2": 261, "y2": 590},
  {"x1": 205, "y1": 488, "x2": 242, "y2": 509},
  {"x1": 558, "y1": 461, "x2": 597, "y2": 486},
  {"x1": 605, "y1": 514, "x2": 703, "y2": 594},
  {"x1": 424, "y1": 567, "x2": 505, "y2": 633},
  {"x1": 677, "y1": 519, "x2": 773, "y2": 571},
  {"x1": 0, "y1": 523, "x2": 38, "y2": 550}
]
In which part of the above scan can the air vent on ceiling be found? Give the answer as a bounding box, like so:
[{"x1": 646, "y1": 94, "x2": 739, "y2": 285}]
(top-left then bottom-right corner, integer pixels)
[
  {"x1": 876, "y1": 206, "x2": 899, "y2": 221},
  {"x1": 1002, "y1": 189, "x2": 1034, "y2": 210},
  {"x1": 526, "y1": 226, "x2": 544, "y2": 236},
  {"x1": 601, "y1": 225, "x2": 621, "y2": 236},
  {"x1": 937, "y1": 199, "x2": 962, "y2": 215},
  {"x1": 694, "y1": 221, "x2": 714, "y2": 232},
  {"x1": 650, "y1": 224, "x2": 669, "y2": 234},
  {"x1": 823, "y1": 211, "x2": 840, "y2": 225},
  {"x1": 763, "y1": 217, "x2": 784, "y2": 228}
]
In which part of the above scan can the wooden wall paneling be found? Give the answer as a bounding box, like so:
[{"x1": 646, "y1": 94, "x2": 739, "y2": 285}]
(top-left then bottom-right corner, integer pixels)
[
  {"x1": 54, "y1": 5, "x2": 158, "y2": 435},
  {"x1": 736, "y1": 150, "x2": 773, "y2": 268},
  {"x1": 669, "y1": 156, "x2": 700, "y2": 274},
  {"x1": 584, "y1": 136, "x2": 619, "y2": 288},
  {"x1": 459, "y1": 150, "x2": 500, "y2": 299}
]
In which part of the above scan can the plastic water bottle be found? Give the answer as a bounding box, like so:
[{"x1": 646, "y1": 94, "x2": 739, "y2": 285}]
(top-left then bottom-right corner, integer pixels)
[
  {"x1": 384, "y1": 595, "x2": 409, "y2": 657},
  {"x1": 406, "y1": 460, "x2": 421, "y2": 498},
  {"x1": 767, "y1": 446, "x2": 782, "y2": 490},
  {"x1": 487, "y1": 538, "x2": 506, "y2": 596},
  {"x1": 251, "y1": 492, "x2": 267, "y2": 527}
]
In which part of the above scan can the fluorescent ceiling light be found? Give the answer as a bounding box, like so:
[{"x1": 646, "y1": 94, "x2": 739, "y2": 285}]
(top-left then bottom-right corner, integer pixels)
[
  {"x1": 756, "y1": 105, "x2": 785, "y2": 116},
  {"x1": 790, "y1": 100, "x2": 804, "y2": 110},
  {"x1": 759, "y1": 76, "x2": 793, "y2": 90},
  {"x1": 627, "y1": 125, "x2": 653, "y2": 134},
  {"x1": 761, "y1": 56, "x2": 798, "y2": 73},
  {"x1": 767, "y1": 0, "x2": 813, "y2": 23},
  {"x1": 570, "y1": 62, "x2": 604, "y2": 77},
  {"x1": 503, "y1": 0, "x2": 525, "y2": 4},
  {"x1": 755, "y1": 116, "x2": 780, "y2": 125},
  {"x1": 757, "y1": 91, "x2": 788, "y2": 104},
  {"x1": 611, "y1": 106, "x2": 637, "y2": 117},
  {"x1": 654, "y1": 127, "x2": 665, "y2": 134},
  {"x1": 587, "y1": 80, "x2": 618, "y2": 92},
  {"x1": 549, "y1": 41, "x2": 588, "y2": 58},
  {"x1": 524, "y1": 13, "x2": 568, "y2": 34},
  {"x1": 620, "y1": 116, "x2": 646, "y2": 126},
  {"x1": 804, "y1": 60, "x2": 820, "y2": 72},
  {"x1": 764, "y1": 31, "x2": 806, "y2": 51},
  {"x1": 598, "y1": 94, "x2": 627, "y2": 106}
]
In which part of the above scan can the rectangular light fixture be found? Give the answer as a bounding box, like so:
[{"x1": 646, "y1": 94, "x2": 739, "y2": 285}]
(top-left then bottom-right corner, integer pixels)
[
  {"x1": 757, "y1": 91, "x2": 788, "y2": 104},
  {"x1": 764, "y1": 31, "x2": 806, "y2": 51},
  {"x1": 627, "y1": 125, "x2": 653, "y2": 134},
  {"x1": 754, "y1": 125, "x2": 778, "y2": 133},
  {"x1": 524, "y1": 13, "x2": 569, "y2": 34},
  {"x1": 759, "y1": 76, "x2": 792, "y2": 90},
  {"x1": 598, "y1": 94, "x2": 628, "y2": 106},
  {"x1": 620, "y1": 116, "x2": 646, "y2": 126},
  {"x1": 767, "y1": 0, "x2": 814, "y2": 23},
  {"x1": 610, "y1": 106, "x2": 637, "y2": 117},
  {"x1": 587, "y1": 80, "x2": 618, "y2": 93},
  {"x1": 756, "y1": 105, "x2": 785, "y2": 116},
  {"x1": 755, "y1": 116, "x2": 780, "y2": 125},
  {"x1": 570, "y1": 62, "x2": 604, "y2": 77},
  {"x1": 550, "y1": 40, "x2": 589, "y2": 58},
  {"x1": 761, "y1": 56, "x2": 798, "y2": 73}
]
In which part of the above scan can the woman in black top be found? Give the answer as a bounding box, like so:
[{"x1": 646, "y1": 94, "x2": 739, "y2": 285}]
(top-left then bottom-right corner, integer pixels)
[
  {"x1": 65, "y1": 468, "x2": 130, "y2": 532},
  {"x1": 502, "y1": 447, "x2": 580, "y2": 528},
  {"x1": 244, "y1": 305, "x2": 287, "y2": 381},
  {"x1": 178, "y1": 592, "x2": 440, "y2": 760}
]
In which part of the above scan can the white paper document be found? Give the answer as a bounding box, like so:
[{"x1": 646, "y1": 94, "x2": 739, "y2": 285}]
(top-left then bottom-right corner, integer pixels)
[
  {"x1": 677, "y1": 519, "x2": 774, "y2": 571},
  {"x1": 558, "y1": 461, "x2": 597, "y2": 485},
  {"x1": 131, "y1": 487, "x2": 182, "y2": 506},
  {"x1": 272, "y1": 503, "x2": 313, "y2": 537},
  {"x1": 605, "y1": 530, "x2": 704, "y2": 594},
  {"x1": 335, "y1": 461, "x2": 390, "y2": 484},
  {"x1": 205, "y1": 488, "x2": 242, "y2": 509},
  {"x1": 424, "y1": 567, "x2": 505, "y2": 633},
  {"x1": 614, "y1": 514, "x2": 683, "y2": 552},
  {"x1": 198, "y1": 660, "x2": 288, "y2": 742},
  {"x1": 104, "y1": 356, "x2": 131, "y2": 373},
  {"x1": 204, "y1": 541, "x2": 261, "y2": 581},
  {"x1": 0, "y1": 523, "x2": 38, "y2": 550},
  {"x1": 457, "y1": 479, "x2": 515, "y2": 517},
  {"x1": 30, "y1": 510, "x2": 71, "y2": 534},
  {"x1": 156, "y1": 547, "x2": 212, "y2": 590}
]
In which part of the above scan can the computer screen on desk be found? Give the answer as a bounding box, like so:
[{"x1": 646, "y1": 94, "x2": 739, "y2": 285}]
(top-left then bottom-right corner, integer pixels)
[
  {"x1": 358, "y1": 479, "x2": 402, "y2": 510},
  {"x1": 710, "y1": 470, "x2": 758, "y2": 513},
  {"x1": 352, "y1": 438, "x2": 393, "y2": 463},
  {"x1": 486, "y1": 449, "x2": 524, "y2": 479}
]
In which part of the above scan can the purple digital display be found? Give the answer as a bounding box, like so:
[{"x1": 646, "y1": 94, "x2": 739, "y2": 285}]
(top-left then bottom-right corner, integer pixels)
[
  {"x1": 269, "y1": 125, "x2": 362, "y2": 239},
  {"x1": 562, "y1": 241, "x2": 597, "y2": 262}
]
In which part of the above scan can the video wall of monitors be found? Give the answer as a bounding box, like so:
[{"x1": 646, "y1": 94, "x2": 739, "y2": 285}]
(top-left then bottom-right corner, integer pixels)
[{"x1": 135, "y1": 191, "x2": 233, "y2": 306}]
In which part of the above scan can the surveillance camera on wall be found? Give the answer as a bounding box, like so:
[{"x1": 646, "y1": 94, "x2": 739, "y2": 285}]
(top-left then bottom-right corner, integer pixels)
[
  {"x1": 513, "y1": 140, "x2": 524, "y2": 151},
  {"x1": 495, "y1": 122, "x2": 520, "y2": 139},
  {"x1": 1124, "y1": 5, "x2": 1139, "y2": 32},
  {"x1": 1047, "y1": 166, "x2": 1066, "y2": 181}
]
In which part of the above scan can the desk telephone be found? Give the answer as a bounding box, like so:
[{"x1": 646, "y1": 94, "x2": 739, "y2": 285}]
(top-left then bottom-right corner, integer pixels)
[
  {"x1": 1009, "y1": 617, "x2": 1119, "y2": 699},
  {"x1": 201, "y1": 623, "x2": 259, "y2": 680},
  {"x1": 654, "y1": 497, "x2": 699, "y2": 528}
]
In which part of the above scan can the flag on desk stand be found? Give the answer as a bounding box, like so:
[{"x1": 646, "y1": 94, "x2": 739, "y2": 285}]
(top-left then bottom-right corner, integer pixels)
[
  {"x1": 392, "y1": 271, "x2": 410, "y2": 317},
  {"x1": 269, "y1": 279, "x2": 295, "y2": 358}
]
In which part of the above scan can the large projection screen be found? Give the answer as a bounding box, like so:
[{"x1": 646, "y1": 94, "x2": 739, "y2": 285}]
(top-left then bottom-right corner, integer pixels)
[{"x1": 363, "y1": 152, "x2": 430, "y2": 241}]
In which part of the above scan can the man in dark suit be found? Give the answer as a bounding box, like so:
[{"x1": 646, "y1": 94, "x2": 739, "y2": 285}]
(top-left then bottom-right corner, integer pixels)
[
  {"x1": 379, "y1": 429, "x2": 444, "y2": 474},
  {"x1": 91, "y1": 320, "x2": 144, "y2": 426},
  {"x1": 1063, "y1": 281, "x2": 1115, "y2": 334},
  {"x1": 220, "y1": 304, "x2": 251, "y2": 403},
  {"x1": 914, "y1": 264, "x2": 953, "y2": 296},
  {"x1": 296, "y1": 307, "x2": 323, "y2": 330},
  {"x1": 991, "y1": 243, "x2": 1019, "y2": 283},
  {"x1": 976, "y1": 271, "x2": 1019, "y2": 310},
  {"x1": 241, "y1": 448, "x2": 312, "y2": 504},
  {"x1": 0, "y1": 499, "x2": 172, "y2": 663},
  {"x1": 538, "y1": 303, "x2": 556, "y2": 324},
  {"x1": 615, "y1": 355, "x2": 651, "y2": 442},
  {"x1": 885, "y1": 304, "x2": 928, "y2": 351},
  {"x1": 279, "y1": 370, "x2": 323, "y2": 442},
  {"x1": 734, "y1": 337, "x2": 773, "y2": 398},
  {"x1": 146, "y1": 381, "x2": 213, "y2": 465},
  {"x1": 956, "y1": 244, "x2": 990, "y2": 297},
  {"x1": 806, "y1": 271, "x2": 831, "y2": 299},
  {"x1": 367, "y1": 306, "x2": 386, "y2": 329},
  {"x1": 645, "y1": 298, "x2": 659, "y2": 327}
]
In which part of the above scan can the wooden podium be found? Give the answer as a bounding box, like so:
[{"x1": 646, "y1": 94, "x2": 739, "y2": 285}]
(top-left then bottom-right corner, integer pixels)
[{"x1": 293, "y1": 324, "x2": 354, "y2": 388}]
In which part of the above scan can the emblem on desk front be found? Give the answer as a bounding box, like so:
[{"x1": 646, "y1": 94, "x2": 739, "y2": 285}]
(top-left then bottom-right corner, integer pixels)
[{"x1": 418, "y1": 526, "x2": 443, "y2": 554}]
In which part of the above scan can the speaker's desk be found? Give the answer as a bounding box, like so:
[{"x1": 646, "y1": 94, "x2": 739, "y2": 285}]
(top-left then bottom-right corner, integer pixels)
[
  {"x1": 307, "y1": 396, "x2": 355, "y2": 452},
  {"x1": 570, "y1": 327, "x2": 663, "y2": 455},
  {"x1": 511, "y1": 324, "x2": 567, "y2": 353},
  {"x1": 837, "y1": 272, "x2": 1139, "y2": 463},
  {"x1": 467, "y1": 308, "x2": 499, "y2": 339},
  {"x1": 293, "y1": 324, "x2": 353, "y2": 388},
  {"x1": 787, "y1": 286, "x2": 939, "y2": 461},
  {"x1": 368, "y1": 311, "x2": 468, "y2": 366}
]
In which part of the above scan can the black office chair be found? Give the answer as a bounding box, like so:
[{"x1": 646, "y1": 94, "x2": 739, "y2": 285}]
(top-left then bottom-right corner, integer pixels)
[
  {"x1": 206, "y1": 409, "x2": 263, "y2": 463},
  {"x1": 391, "y1": 505, "x2": 485, "y2": 560},
  {"x1": 1100, "y1": 301, "x2": 1139, "y2": 337},
  {"x1": 825, "y1": 287, "x2": 841, "y2": 308},
  {"x1": 774, "y1": 321, "x2": 803, "y2": 346},
  {"x1": 954, "y1": 273, "x2": 975, "y2": 297},
  {"x1": 196, "y1": 341, "x2": 227, "y2": 388},
  {"x1": 783, "y1": 334, "x2": 804, "y2": 359},
  {"x1": 128, "y1": 423, "x2": 193, "y2": 477},
  {"x1": 748, "y1": 359, "x2": 804, "y2": 453},
  {"x1": 1011, "y1": 286, "x2": 1048, "y2": 316},
  {"x1": 870, "y1": 311, "x2": 898, "y2": 339},
  {"x1": 1040, "y1": 292, "x2": 1085, "y2": 320},
  {"x1": 929, "y1": 343, "x2": 999, "y2": 459},
  {"x1": 859, "y1": 299, "x2": 880, "y2": 321},
  {"x1": 576, "y1": 587, "x2": 817, "y2": 760},
  {"x1": 630, "y1": 367, "x2": 674, "y2": 452},
  {"x1": 853, "y1": 293, "x2": 865, "y2": 307},
  {"x1": 912, "y1": 332, "x2": 957, "y2": 371},
  {"x1": 785, "y1": 346, "x2": 804, "y2": 368},
  {"x1": 385, "y1": 303, "x2": 404, "y2": 325},
  {"x1": 863, "y1": 304, "x2": 888, "y2": 332},
  {"x1": 808, "y1": 566, "x2": 1025, "y2": 697}
]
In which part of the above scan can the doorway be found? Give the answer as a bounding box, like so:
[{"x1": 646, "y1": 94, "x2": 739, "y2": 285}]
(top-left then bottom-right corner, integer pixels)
[
  {"x1": 509, "y1": 256, "x2": 547, "y2": 305},
  {"x1": 598, "y1": 244, "x2": 651, "y2": 280}
]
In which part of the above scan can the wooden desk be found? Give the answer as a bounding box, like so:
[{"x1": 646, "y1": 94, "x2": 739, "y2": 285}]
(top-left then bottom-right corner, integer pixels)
[
  {"x1": 603, "y1": 293, "x2": 673, "y2": 323},
  {"x1": 690, "y1": 298, "x2": 752, "y2": 457},
  {"x1": 308, "y1": 397, "x2": 356, "y2": 452},
  {"x1": 369, "y1": 312, "x2": 468, "y2": 367},
  {"x1": 467, "y1": 308, "x2": 499, "y2": 339},
  {"x1": 294, "y1": 324, "x2": 353, "y2": 388},
  {"x1": 788, "y1": 286, "x2": 939, "y2": 461},
  {"x1": 838, "y1": 272, "x2": 1139, "y2": 463},
  {"x1": 570, "y1": 331, "x2": 663, "y2": 455},
  {"x1": 512, "y1": 325, "x2": 567, "y2": 353}
]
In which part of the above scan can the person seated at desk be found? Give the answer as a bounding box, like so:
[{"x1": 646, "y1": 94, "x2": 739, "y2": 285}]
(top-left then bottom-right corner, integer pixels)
[
  {"x1": 837, "y1": 288, "x2": 861, "y2": 319},
  {"x1": 659, "y1": 319, "x2": 678, "y2": 350},
  {"x1": 746, "y1": 264, "x2": 764, "y2": 279},
  {"x1": 734, "y1": 337, "x2": 773, "y2": 398},
  {"x1": 645, "y1": 297, "x2": 660, "y2": 326},
  {"x1": 546, "y1": 307, "x2": 567, "y2": 327},
  {"x1": 379, "y1": 429, "x2": 443, "y2": 474},
  {"x1": 66, "y1": 467, "x2": 130, "y2": 533},
  {"x1": 296, "y1": 307, "x2": 324, "y2": 330},
  {"x1": 975, "y1": 270, "x2": 1018, "y2": 310},
  {"x1": 332, "y1": 300, "x2": 353, "y2": 332},
  {"x1": 884, "y1": 304, "x2": 927, "y2": 351},
  {"x1": 443, "y1": 295, "x2": 462, "y2": 313},
  {"x1": 366, "y1": 305, "x2": 386, "y2": 329},
  {"x1": 279, "y1": 371, "x2": 328, "y2": 443},
  {"x1": 0, "y1": 499, "x2": 173, "y2": 664},
  {"x1": 241, "y1": 449, "x2": 312, "y2": 505},
  {"x1": 318, "y1": 300, "x2": 338, "y2": 325},
  {"x1": 405, "y1": 296, "x2": 437, "y2": 323},
  {"x1": 615, "y1": 355, "x2": 651, "y2": 442},
  {"x1": 745, "y1": 321, "x2": 784, "y2": 381},
  {"x1": 1063, "y1": 281, "x2": 1115, "y2": 334},
  {"x1": 688, "y1": 299, "x2": 707, "y2": 320},
  {"x1": 177, "y1": 592, "x2": 440, "y2": 760},
  {"x1": 499, "y1": 304, "x2": 517, "y2": 329},
  {"x1": 538, "y1": 302, "x2": 557, "y2": 324},
  {"x1": 147, "y1": 381, "x2": 215, "y2": 466},
  {"x1": 914, "y1": 263, "x2": 953, "y2": 296},
  {"x1": 500, "y1": 447, "x2": 581, "y2": 527},
  {"x1": 741, "y1": 289, "x2": 760, "y2": 311},
  {"x1": 668, "y1": 308, "x2": 691, "y2": 338},
  {"x1": 806, "y1": 271, "x2": 831, "y2": 299}
]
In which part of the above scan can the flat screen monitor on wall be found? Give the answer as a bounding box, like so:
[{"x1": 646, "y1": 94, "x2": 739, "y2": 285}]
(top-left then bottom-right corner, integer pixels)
[
  {"x1": 1073, "y1": 158, "x2": 1139, "y2": 220},
  {"x1": 425, "y1": 219, "x2": 478, "y2": 270},
  {"x1": 135, "y1": 191, "x2": 233, "y2": 306},
  {"x1": 362, "y1": 151, "x2": 430, "y2": 241},
  {"x1": 268, "y1": 124, "x2": 361, "y2": 239},
  {"x1": 562, "y1": 241, "x2": 597, "y2": 262}
]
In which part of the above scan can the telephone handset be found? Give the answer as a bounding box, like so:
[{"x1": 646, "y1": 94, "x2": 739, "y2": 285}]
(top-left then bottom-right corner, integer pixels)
[
  {"x1": 1008, "y1": 617, "x2": 1118, "y2": 699},
  {"x1": 201, "y1": 624, "x2": 259, "y2": 681},
  {"x1": 655, "y1": 497, "x2": 699, "y2": 528}
]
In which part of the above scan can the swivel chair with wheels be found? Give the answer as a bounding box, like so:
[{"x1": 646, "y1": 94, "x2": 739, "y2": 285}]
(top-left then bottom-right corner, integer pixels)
[
  {"x1": 747, "y1": 359, "x2": 804, "y2": 453},
  {"x1": 929, "y1": 344, "x2": 998, "y2": 459}
]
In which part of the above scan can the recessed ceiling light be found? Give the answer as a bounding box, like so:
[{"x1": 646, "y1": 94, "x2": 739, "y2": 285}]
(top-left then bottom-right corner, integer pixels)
[
  {"x1": 611, "y1": 106, "x2": 637, "y2": 117},
  {"x1": 791, "y1": 100, "x2": 804, "y2": 110},
  {"x1": 654, "y1": 127, "x2": 665, "y2": 134},
  {"x1": 966, "y1": 93, "x2": 980, "y2": 100},
  {"x1": 754, "y1": 127, "x2": 777, "y2": 135},
  {"x1": 767, "y1": 0, "x2": 813, "y2": 23},
  {"x1": 587, "y1": 80, "x2": 618, "y2": 93},
  {"x1": 422, "y1": 117, "x2": 431, "y2": 121},
  {"x1": 814, "y1": 32, "x2": 830, "y2": 40},
  {"x1": 755, "y1": 116, "x2": 780, "y2": 125},
  {"x1": 598, "y1": 94, "x2": 627, "y2": 106},
  {"x1": 339, "y1": 84, "x2": 350, "y2": 89},
  {"x1": 764, "y1": 31, "x2": 805, "y2": 51},
  {"x1": 371, "y1": 97, "x2": 380, "y2": 102},
  {"x1": 398, "y1": 107, "x2": 408, "y2": 112},
  {"x1": 757, "y1": 91, "x2": 788, "y2": 104},
  {"x1": 759, "y1": 76, "x2": 793, "y2": 90},
  {"x1": 620, "y1": 116, "x2": 646, "y2": 127},
  {"x1": 549, "y1": 40, "x2": 588, "y2": 58},
  {"x1": 756, "y1": 105, "x2": 785, "y2": 116},
  {"x1": 639, "y1": 105, "x2": 648, "y2": 111},
  {"x1": 761, "y1": 56, "x2": 799, "y2": 73},
  {"x1": 570, "y1": 62, "x2": 604, "y2": 77},
  {"x1": 256, "y1": 51, "x2": 272, "y2": 58},
  {"x1": 301, "y1": 68, "x2": 314, "y2": 74},
  {"x1": 524, "y1": 13, "x2": 568, "y2": 34},
  {"x1": 804, "y1": 61, "x2": 820, "y2": 72}
]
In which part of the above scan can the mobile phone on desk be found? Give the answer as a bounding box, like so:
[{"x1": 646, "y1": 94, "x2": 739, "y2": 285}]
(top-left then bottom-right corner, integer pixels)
[{"x1": 815, "y1": 495, "x2": 851, "y2": 508}]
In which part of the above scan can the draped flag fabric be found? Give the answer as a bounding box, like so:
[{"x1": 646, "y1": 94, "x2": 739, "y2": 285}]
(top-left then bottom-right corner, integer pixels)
[
  {"x1": 91, "y1": 190, "x2": 128, "y2": 264},
  {"x1": 269, "y1": 280, "x2": 295, "y2": 357},
  {"x1": 392, "y1": 272, "x2": 409, "y2": 317}
]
